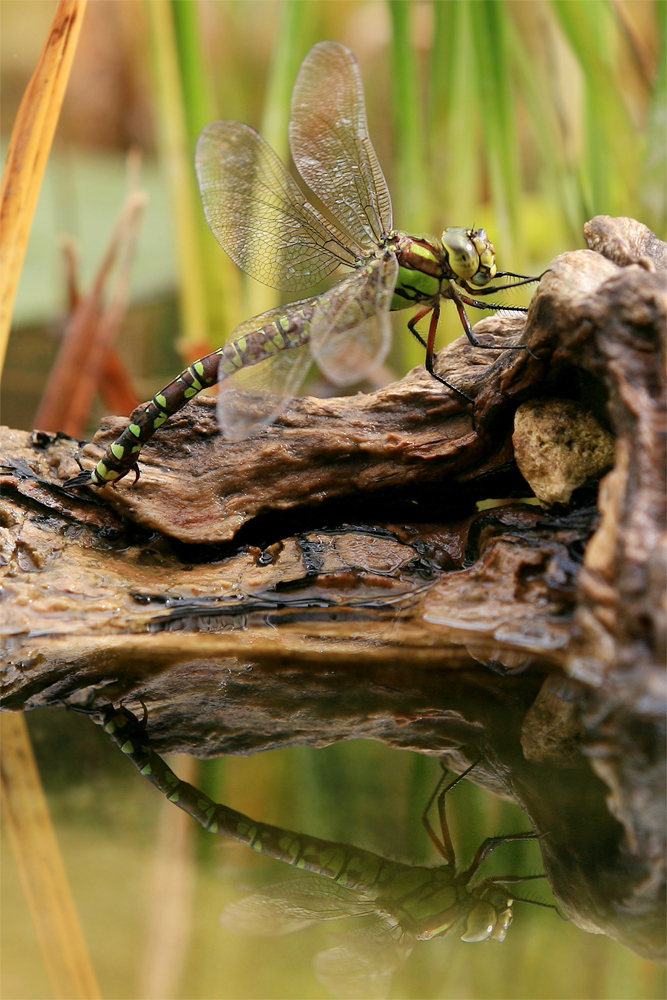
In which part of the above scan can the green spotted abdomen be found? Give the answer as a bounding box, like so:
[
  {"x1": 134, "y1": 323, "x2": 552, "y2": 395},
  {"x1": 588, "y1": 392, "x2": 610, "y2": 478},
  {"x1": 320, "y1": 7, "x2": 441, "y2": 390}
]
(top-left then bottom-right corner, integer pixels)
[
  {"x1": 69, "y1": 309, "x2": 312, "y2": 487},
  {"x1": 101, "y1": 705, "x2": 395, "y2": 893}
]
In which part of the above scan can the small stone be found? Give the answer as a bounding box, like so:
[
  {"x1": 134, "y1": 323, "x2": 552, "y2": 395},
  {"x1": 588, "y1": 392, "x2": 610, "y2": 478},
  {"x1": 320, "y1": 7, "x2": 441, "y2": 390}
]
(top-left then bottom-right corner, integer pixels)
[{"x1": 513, "y1": 399, "x2": 615, "y2": 506}]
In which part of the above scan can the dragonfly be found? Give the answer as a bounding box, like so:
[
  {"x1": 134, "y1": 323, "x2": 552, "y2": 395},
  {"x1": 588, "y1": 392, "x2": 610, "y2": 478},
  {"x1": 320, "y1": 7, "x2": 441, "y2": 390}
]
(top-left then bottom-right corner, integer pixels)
[
  {"x1": 66, "y1": 40, "x2": 536, "y2": 490},
  {"x1": 97, "y1": 703, "x2": 559, "y2": 999}
]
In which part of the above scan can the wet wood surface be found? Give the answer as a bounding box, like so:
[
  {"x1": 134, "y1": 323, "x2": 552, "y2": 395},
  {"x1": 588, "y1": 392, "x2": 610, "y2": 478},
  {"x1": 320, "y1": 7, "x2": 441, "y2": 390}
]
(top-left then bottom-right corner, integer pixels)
[{"x1": 1, "y1": 216, "x2": 665, "y2": 961}]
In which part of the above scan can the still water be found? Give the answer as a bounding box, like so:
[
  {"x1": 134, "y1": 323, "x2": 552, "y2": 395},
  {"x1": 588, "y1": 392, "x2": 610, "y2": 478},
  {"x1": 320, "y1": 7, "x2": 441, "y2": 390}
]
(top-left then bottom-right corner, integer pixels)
[{"x1": 2, "y1": 707, "x2": 663, "y2": 1000}]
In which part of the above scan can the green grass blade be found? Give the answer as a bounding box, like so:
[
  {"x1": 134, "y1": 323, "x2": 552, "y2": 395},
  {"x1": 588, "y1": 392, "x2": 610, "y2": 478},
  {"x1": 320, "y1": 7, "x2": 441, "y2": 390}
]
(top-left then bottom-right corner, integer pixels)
[
  {"x1": 171, "y1": 0, "x2": 217, "y2": 148},
  {"x1": 641, "y1": 0, "x2": 667, "y2": 233},
  {"x1": 470, "y1": 0, "x2": 520, "y2": 258},
  {"x1": 506, "y1": 4, "x2": 586, "y2": 243},
  {"x1": 244, "y1": 0, "x2": 311, "y2": 320},
  {"x1": 429, "y1": 0, "x2": 479, "y2": 230},
  {"x1": 550, "y1": 0, "x2": 640, "y2": 219},
  {"x1": 174, "y1": 0, "x2": 241, "y2": 346},
  {"x1": 146, "y1": 0, "x2": 210, "y2": 355},
  {"x1": 389, "y1": 0, "x2": 429, "y2": 229},
  {"x1": 260, "y1": 0, "x2": 310, "y2": 159}
]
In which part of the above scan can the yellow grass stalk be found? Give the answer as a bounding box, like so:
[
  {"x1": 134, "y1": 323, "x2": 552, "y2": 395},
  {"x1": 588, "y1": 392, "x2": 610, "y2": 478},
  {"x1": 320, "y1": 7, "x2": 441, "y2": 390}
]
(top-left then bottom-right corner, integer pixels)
[{"x1": 0, "y1": 0, "x2": 88, "y2": 373}]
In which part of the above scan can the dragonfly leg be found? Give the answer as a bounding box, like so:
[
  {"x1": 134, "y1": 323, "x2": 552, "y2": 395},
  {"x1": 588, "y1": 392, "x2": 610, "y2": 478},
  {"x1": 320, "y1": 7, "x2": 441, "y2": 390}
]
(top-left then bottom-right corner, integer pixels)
[
  {"x1": 459, "y1": 274, "x2": 539, "y2": 296},
  {"x1": 494, "y1": 270, "x2": 540, "y2": 281},
  {"x1": 406, "y1": 305, "x2": 432, "y2": 351},
  {"x1": 487, "y1": 873, "x2": 546, "y2": 884},
  {"x1": 486, "y1": 876, "x2": 566, "y2": 919},
  {"x1": 510, "y1": 895, "x2": 567, "y2": 918},
  {"x1": 422, "y1": 759, "x2": 482, "y2": 865},
  {"x1": 422, "y1": 766, "x2": 456, "y2": 863},
  {"x1": 408, "y1": 303, "x2": 475, "y2": 406},
  {"x1": 458, "y1": 292, "x2": 530, "y2": 317},
  {"x1": 452, "y1": 289, "x2": 539, "y2": 361},
  {"x1": 461, "y1": 830, "x2": 540, "y2": 882}
]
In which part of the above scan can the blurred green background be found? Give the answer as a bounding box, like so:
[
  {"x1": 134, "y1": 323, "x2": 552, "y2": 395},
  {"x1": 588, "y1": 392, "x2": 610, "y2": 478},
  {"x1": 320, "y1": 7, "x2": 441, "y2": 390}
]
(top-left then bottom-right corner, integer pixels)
[
  {"x1": 2, "y1": 0, "x2": 664, "y2": 431},
  {"x1": 1, "y1": 1, "x2": 665, "y2": 997}
]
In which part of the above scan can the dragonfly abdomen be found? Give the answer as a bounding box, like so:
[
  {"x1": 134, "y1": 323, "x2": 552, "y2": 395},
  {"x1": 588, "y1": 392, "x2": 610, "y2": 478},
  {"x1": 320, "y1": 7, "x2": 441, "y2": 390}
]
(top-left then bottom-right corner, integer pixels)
[
  {"x1": 64, "y1": 310, "x2": 312, "y2": 488},
  {"x1": 222, "y1": 310, "x2": 312, "y2": 371},
  {"x1": 100, "y1": 705, "x2": 388, "y2": 889},
  {"x1": 72, "y1": 350, "x2": 225, "y2": 486}
]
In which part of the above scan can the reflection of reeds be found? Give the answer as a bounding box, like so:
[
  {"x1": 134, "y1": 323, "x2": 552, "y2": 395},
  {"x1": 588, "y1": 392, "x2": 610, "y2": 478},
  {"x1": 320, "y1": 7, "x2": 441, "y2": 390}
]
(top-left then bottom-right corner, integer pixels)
[
  {"x1": 10, "y1": 707, "x2": 666, "y2": 999},
  {"x1": 139, "y1": 754, "x2": 198, "y2": 1000},
  {"x1": 1, "y1": 713, "x2": 100, "y2": 999}
]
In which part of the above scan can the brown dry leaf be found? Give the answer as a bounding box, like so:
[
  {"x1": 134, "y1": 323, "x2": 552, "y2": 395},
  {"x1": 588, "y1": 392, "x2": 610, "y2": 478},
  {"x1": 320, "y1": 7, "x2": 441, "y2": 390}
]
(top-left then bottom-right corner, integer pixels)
[{"x1": 33, "y1": 170, "x2": 146, "y2": 435}]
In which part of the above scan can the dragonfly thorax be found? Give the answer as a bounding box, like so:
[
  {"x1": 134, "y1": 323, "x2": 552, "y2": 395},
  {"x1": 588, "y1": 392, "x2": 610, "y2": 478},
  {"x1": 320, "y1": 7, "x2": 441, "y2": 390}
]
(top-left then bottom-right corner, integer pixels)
[{"x1": 389, "y1": 227, "x2": 498, "y2": 315}]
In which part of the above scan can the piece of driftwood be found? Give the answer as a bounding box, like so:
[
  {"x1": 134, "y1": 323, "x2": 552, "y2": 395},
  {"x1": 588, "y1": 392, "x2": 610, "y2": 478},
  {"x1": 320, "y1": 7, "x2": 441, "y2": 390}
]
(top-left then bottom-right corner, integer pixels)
[{"x1": 1, "y1": 216, "x2": 665, "y2": 961}]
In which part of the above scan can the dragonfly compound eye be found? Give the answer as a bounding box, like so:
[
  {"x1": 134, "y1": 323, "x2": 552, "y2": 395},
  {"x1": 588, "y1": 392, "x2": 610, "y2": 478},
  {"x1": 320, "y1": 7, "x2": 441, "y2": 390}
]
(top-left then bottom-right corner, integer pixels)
[
  {"x1": 490, "y1": 906, "x2": 513, "y2": 942},
  {"x1": 442, "y1": 226, "x2": 496, "y2": 285},
  {"x1": 441, "y1": 227, "x2": 479, "y2": 281},
  {"x1": 469, "y1": 229, "x2": 497, "y2": 286},
  {"x1": 459, "y1": 901, "x2": 497, "y2": 942}
]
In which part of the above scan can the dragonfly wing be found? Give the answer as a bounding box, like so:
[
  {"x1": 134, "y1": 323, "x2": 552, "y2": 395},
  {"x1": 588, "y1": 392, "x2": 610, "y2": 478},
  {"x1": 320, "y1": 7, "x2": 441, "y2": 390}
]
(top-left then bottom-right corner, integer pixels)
[
  {"x1": 195, "y1": 120, "x2": 356, "y2": 292},
  {"x1": 314, "y1": 921, "x2": 415, "y2": 1000},
  {"x1": 217, "y1": 343, "x2": 312, "y2": 441},
  {"x1": 216, "y1": 297, "x2": 317, "y2": 440},
  {"x1": 290, "y1": 41, "x2": 393, "y2": 249},
  {"x1": 221, "y1": 877, "x2": 372, "y2": 937},
  {"x1": 309, "y1": 253, "x2": 398, "y2": 386}
]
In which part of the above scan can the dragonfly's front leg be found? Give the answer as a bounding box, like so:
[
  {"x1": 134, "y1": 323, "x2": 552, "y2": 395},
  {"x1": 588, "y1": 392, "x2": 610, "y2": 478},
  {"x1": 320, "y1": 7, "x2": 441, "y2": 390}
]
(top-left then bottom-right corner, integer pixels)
[
  {"x1": 421, "y1": 764, "x2": 455, "y2": 864},
  {"x1": 451, "y1": 287, "x2": 539, "y2": 360},
  {"x1": 461, "y1": 830, "x2": 540, "y2": 882},
  {"x1": 458, "y1": 273, "x2": 539, "y2": 297}
]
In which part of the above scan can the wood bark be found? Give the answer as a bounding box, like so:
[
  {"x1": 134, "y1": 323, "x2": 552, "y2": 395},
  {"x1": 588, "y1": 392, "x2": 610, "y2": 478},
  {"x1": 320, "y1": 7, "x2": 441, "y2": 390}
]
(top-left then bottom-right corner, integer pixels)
[{"x1": 1, "y1": 216, "x2": 665, "y2": 961}]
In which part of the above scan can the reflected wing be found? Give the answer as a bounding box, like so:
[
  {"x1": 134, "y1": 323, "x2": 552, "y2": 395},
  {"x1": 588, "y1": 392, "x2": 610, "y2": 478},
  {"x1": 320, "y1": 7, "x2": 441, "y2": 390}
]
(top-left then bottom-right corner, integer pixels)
[
  {"x1": 314, "y1": 920, "x2": 414, "y2": 1000},
  {"x1": 195, "y1": 120, "x2": 356, "y2": 292},
  {"x1": 290, "y1": 41, "x2": 393, "y2": 249},
  {"x1": 309, "y1": 252, "x2": 398, "y2": 386},
  {"x1": 221, "y1": 877, "x2": 372, "y2": 937}
]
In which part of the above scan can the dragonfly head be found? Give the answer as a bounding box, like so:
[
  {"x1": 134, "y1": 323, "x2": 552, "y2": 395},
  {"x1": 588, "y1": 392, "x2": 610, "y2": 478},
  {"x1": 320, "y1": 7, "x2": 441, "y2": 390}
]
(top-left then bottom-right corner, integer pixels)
[
  {"x1": 459, "y1": 898, "x2": 514, "y2": 943},
  {"x1": 414, "y1": 884, "x2": 513, "y2": 943},
  {"x1": 441, "y1": 227, "x2": 497, "y2": 287}
]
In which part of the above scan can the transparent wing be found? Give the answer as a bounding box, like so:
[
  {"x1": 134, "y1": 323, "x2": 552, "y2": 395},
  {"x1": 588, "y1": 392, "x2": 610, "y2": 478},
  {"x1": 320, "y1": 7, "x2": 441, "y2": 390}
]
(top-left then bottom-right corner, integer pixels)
[
  {"x1": 217, "y1": 253, "x2": 397, "y2": 437},
  {"x1": 220, "y1": 877, "x2": 373, "y2": 937},
  {"x1": 217, "y1": 344, "x2": 312, "y2": 442},
  {"x1": 309, "y1": 252, "x2": 398, "y2": 386},
  {"x1": 216, "y1": 296, "x2": 318, "y2": 440},
  {"x1": 314, "y1": 920, "x2": 414, "y2": 1000},
  {"x1": 290, "y1": 41, "x2": 392, "y2": 249},
  {"x1": 195, "y1": 120, "x2": 357, "y2": 292}
]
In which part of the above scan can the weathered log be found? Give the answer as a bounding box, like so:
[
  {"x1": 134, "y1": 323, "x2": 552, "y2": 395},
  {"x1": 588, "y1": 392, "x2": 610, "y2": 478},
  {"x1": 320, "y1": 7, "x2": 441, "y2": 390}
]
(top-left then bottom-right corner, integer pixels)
[{"x1": 1, "y1": 216, "x2": 665, "y2": 961}]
